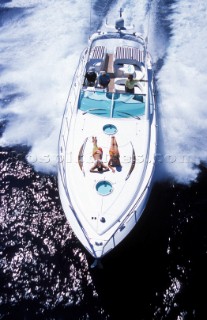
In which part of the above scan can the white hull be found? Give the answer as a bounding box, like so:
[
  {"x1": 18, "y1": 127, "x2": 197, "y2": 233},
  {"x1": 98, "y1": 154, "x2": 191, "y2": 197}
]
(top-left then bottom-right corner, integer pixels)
[{"x1": 58, "y1": 11, "x2": 157, "y2": 259}]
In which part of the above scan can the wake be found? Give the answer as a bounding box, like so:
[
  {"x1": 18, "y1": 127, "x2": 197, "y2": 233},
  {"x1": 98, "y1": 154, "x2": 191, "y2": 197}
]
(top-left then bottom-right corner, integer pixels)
[{"x1": 0, "y1": 0, "x2": 206, "y2": 184}]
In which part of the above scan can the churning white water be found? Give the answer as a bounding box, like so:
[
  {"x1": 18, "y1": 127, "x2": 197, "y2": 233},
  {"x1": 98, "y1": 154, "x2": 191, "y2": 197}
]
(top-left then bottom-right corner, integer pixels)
[
  {"x1": 0, "y1": 0, "x2": 92, "y2": 172},
  {"x1": 156, "y1": 0, "x2": 207, "y2": 184},
  {"x1": 0, "y1": 0, "x2": 206, "y2": 184}
]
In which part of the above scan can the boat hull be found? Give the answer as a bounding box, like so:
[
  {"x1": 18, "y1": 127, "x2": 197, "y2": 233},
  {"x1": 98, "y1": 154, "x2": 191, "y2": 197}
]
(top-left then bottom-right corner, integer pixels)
[
  {"x1": 58, "y1": 167, "x2": 154, "y2": 258},
  {"x1": 58, "y1": 12, "x2": 157, "y2": 260}
]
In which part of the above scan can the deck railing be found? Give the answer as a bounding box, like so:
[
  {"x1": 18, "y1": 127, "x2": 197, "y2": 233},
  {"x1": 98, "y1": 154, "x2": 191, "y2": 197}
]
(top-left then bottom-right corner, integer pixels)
[
  {"x1": 57, "y1": 47, "x2": 98, "y2": 256},
  {"x1": 58, "y1": 47, "x2": 88, "y2": 189}
]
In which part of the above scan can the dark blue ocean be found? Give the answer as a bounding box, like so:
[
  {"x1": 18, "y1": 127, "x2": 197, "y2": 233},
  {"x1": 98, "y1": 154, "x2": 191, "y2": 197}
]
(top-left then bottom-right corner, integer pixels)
[{"x1": 0, "y1": 0, "x2": 207, "y2": 319}]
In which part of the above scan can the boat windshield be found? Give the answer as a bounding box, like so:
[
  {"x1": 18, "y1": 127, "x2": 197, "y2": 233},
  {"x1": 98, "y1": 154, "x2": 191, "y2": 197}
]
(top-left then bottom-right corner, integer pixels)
[{"x1": 78, "y1": 90, "x2": 145, "y2": 118}]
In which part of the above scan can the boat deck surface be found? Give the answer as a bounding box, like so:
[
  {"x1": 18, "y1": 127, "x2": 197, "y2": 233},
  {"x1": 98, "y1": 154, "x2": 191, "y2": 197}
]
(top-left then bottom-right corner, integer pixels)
[
  {"x1": 58, "y1": 26, "x2": 157, "y2": 258},
  {"x1": 64, "y1": 110, "x2": 151, "y2": 237}
]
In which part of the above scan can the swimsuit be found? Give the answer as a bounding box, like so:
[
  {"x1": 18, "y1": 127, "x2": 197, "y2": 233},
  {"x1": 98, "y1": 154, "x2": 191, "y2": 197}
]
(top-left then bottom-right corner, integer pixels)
[
  {"x1": 109, "y1": 150, "x2": 119, "y2": 157},
  {"x1": 93, "y1": 146, "x2": 103, "y2": 156}
]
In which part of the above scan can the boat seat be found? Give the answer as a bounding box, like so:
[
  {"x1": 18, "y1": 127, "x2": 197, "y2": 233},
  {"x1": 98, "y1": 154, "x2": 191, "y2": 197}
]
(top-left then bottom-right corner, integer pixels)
[
  {"x1": 114, "y1": 46, "x2": 145, "y2": 64},
  {"x1": 87, "y1": 46, "x2": 107, "y2": 73},
  {"x1": 114, "y1": 64, "x2": 124, "y2": 77},
  {"x1": 114, "y1": 78, "x2": 127, "y2": 91},
  {"x1": 90, "y1": 46, "x2": 106, "y2": 60},
  {"x1": 115, "y1": 78, "x2": 127, "y2": 85},
  {"x1": 134, "y1": 68, "x2": 145, "y2": 80},
  {"x1": 93, "y1": 61, "x2": 102, "y2": 72}
]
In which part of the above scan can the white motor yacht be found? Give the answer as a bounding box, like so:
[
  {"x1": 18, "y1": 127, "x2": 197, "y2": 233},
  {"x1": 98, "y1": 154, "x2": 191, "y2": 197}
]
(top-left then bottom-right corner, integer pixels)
[{"x1": 58, "y1": 9, "x2": 157, "y2": 264}]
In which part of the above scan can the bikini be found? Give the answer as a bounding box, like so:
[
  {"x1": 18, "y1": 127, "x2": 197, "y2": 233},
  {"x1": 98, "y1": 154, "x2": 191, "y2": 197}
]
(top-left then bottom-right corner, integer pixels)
[
  {"x1": 109, "y1": 150, "x2": 119, "y2": 157},
  {"x1": 93, "y1": 147, "x2": 103, "y2": 156}
]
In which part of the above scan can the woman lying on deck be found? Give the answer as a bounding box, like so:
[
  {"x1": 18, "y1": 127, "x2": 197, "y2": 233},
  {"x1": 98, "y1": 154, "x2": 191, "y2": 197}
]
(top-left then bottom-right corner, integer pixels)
[
  {"x1": 108, "y1": 136, "x2": 122, "y2": 169},
  {"x1": 90, "y1": 137, "x2": 115, "y2": 173}
]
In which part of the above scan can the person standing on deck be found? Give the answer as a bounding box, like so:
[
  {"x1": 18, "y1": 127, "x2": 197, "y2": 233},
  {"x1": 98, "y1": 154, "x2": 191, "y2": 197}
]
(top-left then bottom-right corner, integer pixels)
[
  {"x1": 98, "y1": 71, "x2": 110, "y2": 89},
  {"x1": 125, "y1": 74, "x2": 139, "y2": 94}
]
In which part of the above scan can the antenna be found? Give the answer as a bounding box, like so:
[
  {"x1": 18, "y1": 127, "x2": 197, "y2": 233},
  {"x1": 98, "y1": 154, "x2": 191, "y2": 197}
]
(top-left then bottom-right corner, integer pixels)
[
  {"x1": 119, "y1": 7, "x2": 123, "y2": 17},
  {"x1": 89, "y1": 0, "x2": 92, "y2": 35},
  {"x1": 146, "y1": 1, "x2": 152, "y2": 51}
]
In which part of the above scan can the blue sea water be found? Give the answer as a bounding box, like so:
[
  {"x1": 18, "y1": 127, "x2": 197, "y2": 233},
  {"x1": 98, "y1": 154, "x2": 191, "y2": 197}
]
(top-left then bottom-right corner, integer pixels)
[{"x1": 0, "y1": 0, "x2": 207, "y2": 319}]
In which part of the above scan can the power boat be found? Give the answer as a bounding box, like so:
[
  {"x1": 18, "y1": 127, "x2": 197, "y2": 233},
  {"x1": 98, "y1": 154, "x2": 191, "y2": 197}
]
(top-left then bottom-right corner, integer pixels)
[{"x1": 58, "y1": 9, "x2": 157, "y2": 264}]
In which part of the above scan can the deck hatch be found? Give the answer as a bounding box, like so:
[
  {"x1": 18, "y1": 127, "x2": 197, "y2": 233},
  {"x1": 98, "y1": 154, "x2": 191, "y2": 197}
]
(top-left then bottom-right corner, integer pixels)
[
  {"x1": 103, "y1": 124, "x2": 117, "y2": 135},
  {"x1": 96, "y1": 180, "x2": 113, "y2": 196}
]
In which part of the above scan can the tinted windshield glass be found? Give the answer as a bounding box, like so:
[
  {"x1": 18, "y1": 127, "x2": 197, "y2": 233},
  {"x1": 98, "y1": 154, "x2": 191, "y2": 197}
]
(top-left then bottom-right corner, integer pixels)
[{"x1": 78, "y1": 91, "x2": 145, "y2": 118}]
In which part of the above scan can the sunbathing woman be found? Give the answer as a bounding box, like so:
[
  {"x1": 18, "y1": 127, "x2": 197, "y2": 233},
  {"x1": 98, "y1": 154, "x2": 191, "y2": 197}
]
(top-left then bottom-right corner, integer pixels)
[
  {"x1": 108, "y1": 136, "x2": 121, "y2": 170},
  {"x1": 90, "y1": 137, "x2": 115, "y2": 173}
]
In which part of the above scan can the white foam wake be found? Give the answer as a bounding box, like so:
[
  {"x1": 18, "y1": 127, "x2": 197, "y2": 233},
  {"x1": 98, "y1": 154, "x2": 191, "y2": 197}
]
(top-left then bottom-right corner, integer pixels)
[
  {"x1": 1, "y1": 0, "x2": 206, "y2": 184},
  {"x1": 157, "y1": 0, "x2": 207, "y2": 184},
  {"x1": 0, "y1": 0, "x2": 92, "y2": 173}
]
